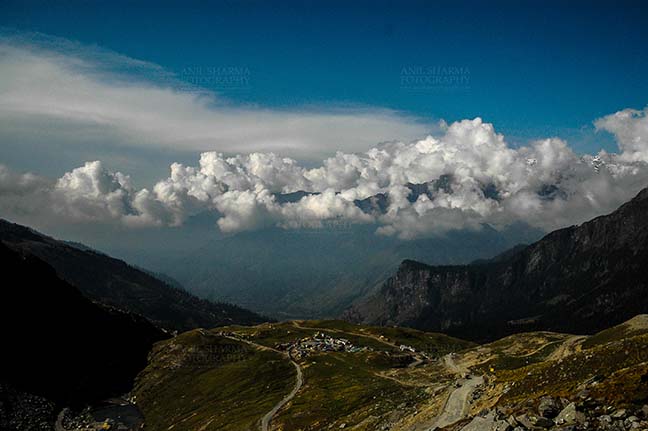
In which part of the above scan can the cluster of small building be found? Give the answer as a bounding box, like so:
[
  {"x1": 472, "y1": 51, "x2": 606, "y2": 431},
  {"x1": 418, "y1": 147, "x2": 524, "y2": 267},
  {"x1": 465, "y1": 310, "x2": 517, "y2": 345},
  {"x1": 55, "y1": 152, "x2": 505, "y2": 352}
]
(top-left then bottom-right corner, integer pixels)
[
  {"x1": 399, "y1": 344, "x2": 416, "y2": 353},
  {"x1": 276, "y1": 331, "x2": 373, "y2": 359},
  {"x1": 214, "y1": 330, "x2": 237, "y2": 337}
]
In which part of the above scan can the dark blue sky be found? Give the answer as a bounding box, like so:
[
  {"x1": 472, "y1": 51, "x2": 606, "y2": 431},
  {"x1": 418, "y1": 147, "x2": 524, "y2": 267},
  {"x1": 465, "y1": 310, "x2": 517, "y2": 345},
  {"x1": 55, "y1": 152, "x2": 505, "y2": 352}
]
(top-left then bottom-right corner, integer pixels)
[{"x1": 2, "y1": 0, "x2": 647, "y2": 153}]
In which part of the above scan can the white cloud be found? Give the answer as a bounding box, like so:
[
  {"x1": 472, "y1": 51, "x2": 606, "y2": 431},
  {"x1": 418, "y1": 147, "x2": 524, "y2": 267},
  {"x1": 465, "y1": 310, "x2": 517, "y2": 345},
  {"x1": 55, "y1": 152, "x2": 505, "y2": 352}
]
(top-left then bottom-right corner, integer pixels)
[
  {"x1": 2, "y1": 34, "x2": 648, "y2": 238},
  {"x1": 0, "y1": 33, "x2": 432, "y2": 164},
  {"x1": 595, "y1": 107, "x2": 648, "y2": 162},
  {"x1": 3, "y1": 108, "x2": 648, "y2": 238},
  {"x1": 52, "y1": 161, "x2": 136, "y2": 221}
]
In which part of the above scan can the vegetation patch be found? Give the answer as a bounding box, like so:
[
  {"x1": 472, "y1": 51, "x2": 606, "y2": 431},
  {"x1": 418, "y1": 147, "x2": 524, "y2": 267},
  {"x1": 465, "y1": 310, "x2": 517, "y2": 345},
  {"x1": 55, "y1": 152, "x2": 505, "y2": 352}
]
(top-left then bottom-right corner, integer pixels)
[
  {"x1": 582, "y1": 318, "x2": 648, "y2": 349},
  {"x1": 494, "y1": 334, "x2": 648, "y2": 403},
  {"x1": 134, "y1": 330, "x2": 295, "y2": 431},
  {"x1": 473, "y1": 339, "x2": 564, "y2": 374},
  {"x1": 272, "y1": 352, "x2": 425, "y2": 430}
]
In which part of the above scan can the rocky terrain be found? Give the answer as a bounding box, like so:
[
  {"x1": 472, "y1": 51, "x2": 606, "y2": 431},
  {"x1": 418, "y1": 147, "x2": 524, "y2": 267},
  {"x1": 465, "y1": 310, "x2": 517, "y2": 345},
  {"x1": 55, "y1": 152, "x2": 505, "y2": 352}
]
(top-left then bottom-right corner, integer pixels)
[
  {"x1": 345, "y1": 187, "x2": 648, "y2": 342},
  {"x1": 449, "y1": 401, "x2": 648, "y2": 431}
]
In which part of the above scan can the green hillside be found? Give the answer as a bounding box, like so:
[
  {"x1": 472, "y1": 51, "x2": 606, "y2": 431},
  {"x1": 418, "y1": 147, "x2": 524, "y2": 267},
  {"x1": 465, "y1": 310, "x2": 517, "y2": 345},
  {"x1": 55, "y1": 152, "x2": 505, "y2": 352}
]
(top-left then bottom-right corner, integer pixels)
[{"x1": 133, "y1": 317, "x2": 648, "y2": 431}]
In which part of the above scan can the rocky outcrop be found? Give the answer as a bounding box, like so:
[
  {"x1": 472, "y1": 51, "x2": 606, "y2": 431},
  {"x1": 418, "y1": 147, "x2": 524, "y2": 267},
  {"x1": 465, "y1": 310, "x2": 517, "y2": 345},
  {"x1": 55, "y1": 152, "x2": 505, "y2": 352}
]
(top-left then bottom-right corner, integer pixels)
[
  {"x1": 456, "y1": 399, "x2": 648, "y2": 431},
  {"x1": 345, "y1": 187, "x2": 648, "y2": 342}
]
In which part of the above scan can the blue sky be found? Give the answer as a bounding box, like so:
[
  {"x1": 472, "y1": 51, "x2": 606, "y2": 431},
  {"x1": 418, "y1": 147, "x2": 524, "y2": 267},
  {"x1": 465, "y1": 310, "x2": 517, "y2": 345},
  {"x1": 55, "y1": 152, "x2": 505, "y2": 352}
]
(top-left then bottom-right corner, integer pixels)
[
  {"x1": 2, "y1": 0, "x2": 647, "y2": 155},
  {"x1": 3, "y1": 0, "x2": 648, "y2": 245}
]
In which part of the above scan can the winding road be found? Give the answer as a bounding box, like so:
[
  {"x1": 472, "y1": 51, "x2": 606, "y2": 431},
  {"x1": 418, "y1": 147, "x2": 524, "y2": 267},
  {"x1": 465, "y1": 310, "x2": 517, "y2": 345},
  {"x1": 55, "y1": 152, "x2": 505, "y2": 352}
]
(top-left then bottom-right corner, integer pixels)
[
  {"x1": 431, "y1": 354, "x2": 484, "y2": 429},
  {"x1": 432, "y1": 375, "x2": 484, "y2": 429},
  {"x1": 219, "y1": 332, "x2": 304, "y2": 431},
  {"x1": 260, "y1": 356, "x2": 303, "y2": 431}
]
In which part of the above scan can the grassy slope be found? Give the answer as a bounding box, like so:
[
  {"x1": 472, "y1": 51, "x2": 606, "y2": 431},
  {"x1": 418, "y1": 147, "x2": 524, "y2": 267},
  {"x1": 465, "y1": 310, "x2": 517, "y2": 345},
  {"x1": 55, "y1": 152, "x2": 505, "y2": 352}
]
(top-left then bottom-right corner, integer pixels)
[
  {"x1": 582, "y1": 314, "x2": 648, "y2": 349},
  {"x1": 134, "y1": 317, "x2": 648, "y2": 431},
  {"x1": 273, "y1": 352, "x2": 426, "y2": 430},
  {"x1": 470, "y1": 332, "x2": 572, "y2": 374},
  {"x1": 223, "y1": 321, "x2": 393, "y2": 351},
  {"x1": 465, "y1": 318, "x2": 648, "y2": 409},
  {"x1": 133, "y1": 330, "x2": 295, "y2": 431},
  {"x1": 494, "y1": 333, "x2": 648, "y2": 404},
  {"x1": 134, "y1": 320, "x2": 470, "y2": 430}
]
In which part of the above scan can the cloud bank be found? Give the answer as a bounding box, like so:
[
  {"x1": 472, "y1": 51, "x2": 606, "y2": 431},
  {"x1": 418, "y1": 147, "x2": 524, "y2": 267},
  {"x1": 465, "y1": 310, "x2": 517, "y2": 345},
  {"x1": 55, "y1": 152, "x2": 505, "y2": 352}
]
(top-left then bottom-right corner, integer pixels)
[
  {"x1": 3, "y1": 108, "x2": 648, "y2": 239},
  {"x1": 2, "y1": 34, "x2": 648, "y2": 238},
  {"x1": 0, "y1": 34, "x2": 432, "y2": 163}
]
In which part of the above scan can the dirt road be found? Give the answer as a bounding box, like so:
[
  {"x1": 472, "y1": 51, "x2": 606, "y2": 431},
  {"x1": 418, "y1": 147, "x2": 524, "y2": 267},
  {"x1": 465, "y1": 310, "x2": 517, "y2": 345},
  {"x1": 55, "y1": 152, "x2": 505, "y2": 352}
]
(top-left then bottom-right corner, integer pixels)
[
  {"x1": 260, "y1": 356, "x2": 303, "y2": 431},
  {"x1": 432, "y1": 354, "x2": 484, "y2": 429},
  {"x1": 218, "y1": 331, "x2": 304, "y2": 431},
  {"x1": 432, "y1": 375, "x2": 484, "y2": 428}
]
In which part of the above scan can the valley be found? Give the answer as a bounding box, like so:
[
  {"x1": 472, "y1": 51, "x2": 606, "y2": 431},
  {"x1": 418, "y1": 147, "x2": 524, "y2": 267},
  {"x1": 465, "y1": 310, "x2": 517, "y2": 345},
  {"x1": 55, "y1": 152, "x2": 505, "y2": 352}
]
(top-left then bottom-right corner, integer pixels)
[
  {"x1": 132, "y1": 317, "x2": 648, "y2": 431},
  {"x1": 4, "y1": 178, "x2": 648, "y2": 431}
]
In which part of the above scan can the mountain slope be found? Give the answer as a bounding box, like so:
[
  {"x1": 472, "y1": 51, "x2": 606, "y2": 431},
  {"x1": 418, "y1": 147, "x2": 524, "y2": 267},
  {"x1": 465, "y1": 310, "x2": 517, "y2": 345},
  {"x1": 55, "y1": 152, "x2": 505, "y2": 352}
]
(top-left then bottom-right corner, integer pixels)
[
  {"x1": 162, "y1": 223, "x2": 542, "y2": 319},
  {"x1": 132, "y1": 316, "x2": 648, "y2": 431},
  {"x1": 133, "y1": 320, "x2": 473, "y2": 431},
  {"x1": 345, "y1": 187, "x2": 648, "y2": 342},
  {"x1": 0, "y1": 242, "x2": 166, "y2": 429},
  {"x1": 0, "y1": 219, "x2": 268, "y2": 332}
]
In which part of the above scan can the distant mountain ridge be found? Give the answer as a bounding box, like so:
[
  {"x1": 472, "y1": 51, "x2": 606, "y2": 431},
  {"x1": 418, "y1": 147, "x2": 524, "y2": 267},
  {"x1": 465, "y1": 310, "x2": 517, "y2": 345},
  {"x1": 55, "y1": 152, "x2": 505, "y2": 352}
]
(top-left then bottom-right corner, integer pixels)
[
  {"x1": 0, "y1": 219, "x2": 268, "y2": 332},
  {"x1": 163, "y1": 222, "x2": 542, "y2": 319},
  {"x1": 345, "y1": 186, "x2": 648, "y2": 342}
]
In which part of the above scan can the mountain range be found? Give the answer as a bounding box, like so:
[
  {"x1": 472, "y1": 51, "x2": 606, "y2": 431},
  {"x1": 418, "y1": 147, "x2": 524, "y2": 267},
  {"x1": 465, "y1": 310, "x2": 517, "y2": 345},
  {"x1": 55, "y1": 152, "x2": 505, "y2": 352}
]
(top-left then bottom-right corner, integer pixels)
[
  {"x1": 140, "y1": 220, "x2": 542, "y2": 320},
  {"x1": 0, "y1": 219, "x2": 270, "y2": 430},
  {"x1": 3, "y1": 186, "x2": 648, "y2": 430},
  {"x1": 345, "y1": 186, "x2": 648, "y2": 342},
  {"x1": 54, "y1": 184, "x2": 542, "y2": 321}
]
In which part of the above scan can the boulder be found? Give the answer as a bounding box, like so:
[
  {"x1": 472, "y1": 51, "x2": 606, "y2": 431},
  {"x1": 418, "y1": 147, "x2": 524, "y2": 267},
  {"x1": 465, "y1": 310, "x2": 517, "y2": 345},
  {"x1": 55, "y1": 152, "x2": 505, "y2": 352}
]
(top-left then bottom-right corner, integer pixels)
[
  {"x1": 555, "y1": 403, "x2": 586, "y2": 426},
  {"x1": 461, "y1": 411, "x2": 512, "y2": 431},
  {"x1": 598, "y1": 415, "x2": 612, "y2": 425},
  {"x1": 492, "y1": 421, "x2": 511, "y2": 431},
  {"x1": 533, "y1": 416, "x2": 554, "y2": 428},
  {"x1": 514, "y1": 414, "x2": 534, "y2": 428},
  {"x1": 538, "y1": 396, "x2": 560, "y2": 418},
  {"x1": 460, "y1": 411, "x2": 511, "y2": 431},
  {"x1": 506, "y1": 416, "x2": 519, "y2": 427}
]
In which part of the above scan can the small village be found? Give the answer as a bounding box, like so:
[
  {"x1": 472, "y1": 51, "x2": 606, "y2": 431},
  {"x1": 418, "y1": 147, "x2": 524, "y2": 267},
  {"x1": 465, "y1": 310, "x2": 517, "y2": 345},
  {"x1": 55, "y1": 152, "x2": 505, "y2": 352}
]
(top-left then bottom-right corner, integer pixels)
[{"x1": 275, "y1": 332, "x2": 374, "y2": 359}]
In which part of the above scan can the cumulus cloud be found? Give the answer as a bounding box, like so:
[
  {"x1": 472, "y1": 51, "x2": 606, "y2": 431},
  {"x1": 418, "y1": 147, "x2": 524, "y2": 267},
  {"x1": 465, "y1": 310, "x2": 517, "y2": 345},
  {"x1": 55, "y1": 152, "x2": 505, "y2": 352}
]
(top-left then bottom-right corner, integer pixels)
[
  {"x1": 595, "y1": 107, "x2": 648, "y2": 162},
  {"x1": 3, "y1": 109, "x2": 648, "y2": 239}
]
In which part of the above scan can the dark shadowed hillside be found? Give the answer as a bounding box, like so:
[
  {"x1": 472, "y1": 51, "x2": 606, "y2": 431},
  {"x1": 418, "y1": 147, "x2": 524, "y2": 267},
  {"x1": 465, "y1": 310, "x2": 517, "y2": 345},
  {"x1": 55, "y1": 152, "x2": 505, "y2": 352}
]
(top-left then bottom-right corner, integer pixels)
[
  {"x1": 345, "y1": 187, "x2": 648, "y2": 342},
  {"x1": 0, "y1": 219, "x2": 268, "y2": 332},
  {"x1": 0, "y1": 242, "x2": 166, "y2": 429}
]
